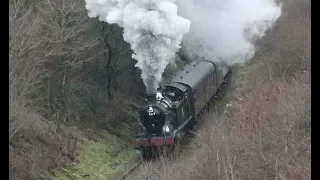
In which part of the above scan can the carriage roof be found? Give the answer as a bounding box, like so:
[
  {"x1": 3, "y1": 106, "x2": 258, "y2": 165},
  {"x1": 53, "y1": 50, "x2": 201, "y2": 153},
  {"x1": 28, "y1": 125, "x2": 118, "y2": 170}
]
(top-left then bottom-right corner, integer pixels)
[{"x1": 165, "y1": 60, "x2": 216, "y2": 89}]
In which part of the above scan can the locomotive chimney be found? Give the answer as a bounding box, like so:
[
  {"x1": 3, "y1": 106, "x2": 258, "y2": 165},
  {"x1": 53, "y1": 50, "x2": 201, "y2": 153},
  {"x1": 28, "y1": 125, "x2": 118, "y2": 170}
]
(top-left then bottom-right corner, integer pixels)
[{"x1": 146, "y1": 93, "x2": 157, "y2": 101}]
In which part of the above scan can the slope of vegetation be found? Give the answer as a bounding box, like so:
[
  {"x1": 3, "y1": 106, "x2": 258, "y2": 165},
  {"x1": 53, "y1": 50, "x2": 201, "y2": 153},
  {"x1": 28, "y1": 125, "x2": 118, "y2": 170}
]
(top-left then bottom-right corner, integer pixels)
[
  {"x1": 130, "y1": 0, "x2": 310, "y2": 179},
  {"x1": 9, "y1": 0, "x2": 144, "y2": 179}
]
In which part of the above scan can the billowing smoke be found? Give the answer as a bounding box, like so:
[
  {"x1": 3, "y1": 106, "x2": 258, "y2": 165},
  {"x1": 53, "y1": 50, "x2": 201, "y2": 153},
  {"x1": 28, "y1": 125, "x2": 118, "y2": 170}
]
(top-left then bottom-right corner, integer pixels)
[
  {"x1": 176, "y1": 0, "x2": 282, "y2": 66},
  {"x1": 85, "y1": 0, "x2": 190, "y2": 94},
  {"x1": 85, "y1": 0, "x2": 282, "y2": 94}
]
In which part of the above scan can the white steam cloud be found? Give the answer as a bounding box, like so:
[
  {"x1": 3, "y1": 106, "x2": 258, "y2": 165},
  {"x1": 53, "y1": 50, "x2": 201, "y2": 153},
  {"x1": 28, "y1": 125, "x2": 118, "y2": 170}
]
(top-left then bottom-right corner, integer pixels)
[
  {"x1": 176, "y1": 0, "x2": 282, "y2": 65},
  {"x1": 85, "y1": 0, "x2": 282, "y2": 94},
  {"x1": 85, "y1": 0, "x2": 190, "y2": 94}
]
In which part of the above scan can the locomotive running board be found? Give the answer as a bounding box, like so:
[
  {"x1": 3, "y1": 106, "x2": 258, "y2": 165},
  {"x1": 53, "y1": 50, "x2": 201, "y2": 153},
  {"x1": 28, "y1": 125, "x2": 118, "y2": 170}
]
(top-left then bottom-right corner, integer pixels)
[{"x1": 173, "y1": 116, "x2": 193, "y2": 137}]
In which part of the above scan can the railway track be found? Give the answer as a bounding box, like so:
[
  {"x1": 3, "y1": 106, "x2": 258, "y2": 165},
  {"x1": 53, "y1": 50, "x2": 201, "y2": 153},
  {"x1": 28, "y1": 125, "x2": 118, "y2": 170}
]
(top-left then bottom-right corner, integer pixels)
[
  {"x1": 117, "y1": 134, "x2": 201, "y2": 180},
  {"x1": 118, "y1": 159, "x2": 143, "y2": 180}
]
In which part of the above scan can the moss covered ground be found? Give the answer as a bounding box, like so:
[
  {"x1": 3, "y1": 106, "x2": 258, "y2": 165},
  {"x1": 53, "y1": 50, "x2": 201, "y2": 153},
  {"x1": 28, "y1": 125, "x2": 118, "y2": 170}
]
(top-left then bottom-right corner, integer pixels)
[{"x1": 54, "y1": 130, "x2": 140, "y2": 180}]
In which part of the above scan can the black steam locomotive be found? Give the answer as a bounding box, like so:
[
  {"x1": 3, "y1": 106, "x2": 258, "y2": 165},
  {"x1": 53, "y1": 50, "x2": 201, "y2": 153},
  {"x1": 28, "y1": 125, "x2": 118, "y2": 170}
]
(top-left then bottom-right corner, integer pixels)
[{"x1": 131, "y1": 59, "x2": 231, "y2": 159}]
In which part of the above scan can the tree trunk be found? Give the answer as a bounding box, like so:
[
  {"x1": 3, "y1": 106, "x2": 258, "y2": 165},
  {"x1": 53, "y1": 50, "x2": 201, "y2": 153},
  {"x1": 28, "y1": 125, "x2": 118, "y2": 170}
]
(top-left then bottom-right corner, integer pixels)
[
  {"x1": 107, "y1": 80, "x2": 112, "y2": 101},
  {"x1": 48, "y1": 69, "x2": 51, "y2": 111},
  {"x1": 62, "y1": 64, "x2": 68, "y2": 123},
  {"x1": 131, "y1": 58, "x2": 136, "y2": 76},
  {"x1": 102, "y1": 24, "x2": 113, "y2": 101}
]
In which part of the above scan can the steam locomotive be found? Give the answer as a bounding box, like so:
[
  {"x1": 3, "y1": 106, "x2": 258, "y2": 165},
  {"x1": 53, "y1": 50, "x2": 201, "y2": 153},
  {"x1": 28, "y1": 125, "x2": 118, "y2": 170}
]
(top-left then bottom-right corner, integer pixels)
[{"x1": 131, "y1": 59, "x2": 231, "y2": 159}]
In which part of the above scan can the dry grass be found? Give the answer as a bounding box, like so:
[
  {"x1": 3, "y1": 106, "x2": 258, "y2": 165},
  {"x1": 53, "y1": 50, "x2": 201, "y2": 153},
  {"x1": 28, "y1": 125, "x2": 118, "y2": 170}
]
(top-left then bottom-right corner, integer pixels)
[
  {"x1": 9, "y1": 105, "x2": 80, "y2": 180},
  {"x1": 9, "y1": 79, "x2": 80, "y2": 179}
]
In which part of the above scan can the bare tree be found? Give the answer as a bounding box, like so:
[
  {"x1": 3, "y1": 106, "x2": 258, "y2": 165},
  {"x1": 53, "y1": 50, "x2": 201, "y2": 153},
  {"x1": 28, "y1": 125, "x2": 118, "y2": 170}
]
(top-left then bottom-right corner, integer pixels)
[
  {"x1": 9, "y1": 0, "x2": 142, "y2": 179},
  {"x1": 32, "y1": 0, "x2": 102, "y2": 122},
  {"x1": 9, "y1": 0, "x2": 47, "y2": 142}
]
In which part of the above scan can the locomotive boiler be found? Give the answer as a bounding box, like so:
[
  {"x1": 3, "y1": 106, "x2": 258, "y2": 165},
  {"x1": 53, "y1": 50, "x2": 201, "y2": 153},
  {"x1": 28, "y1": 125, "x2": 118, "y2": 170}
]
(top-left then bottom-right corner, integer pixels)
[{"x1": 131, "y1": 59, "x2": 231, "y2": 159}]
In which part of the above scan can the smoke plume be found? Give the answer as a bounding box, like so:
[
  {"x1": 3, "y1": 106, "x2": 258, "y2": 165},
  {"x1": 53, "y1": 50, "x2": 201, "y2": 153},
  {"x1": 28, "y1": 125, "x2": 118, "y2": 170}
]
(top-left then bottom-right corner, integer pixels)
[
  {"x1": 85, "y1": 0, "x2": 282, "y2": 94},
  {"x1": 85, "y1": 0, "x2": 190, "y2": 94},
  {"x1": 176, "y1": 0, "x2": 282, "y2": 66}
]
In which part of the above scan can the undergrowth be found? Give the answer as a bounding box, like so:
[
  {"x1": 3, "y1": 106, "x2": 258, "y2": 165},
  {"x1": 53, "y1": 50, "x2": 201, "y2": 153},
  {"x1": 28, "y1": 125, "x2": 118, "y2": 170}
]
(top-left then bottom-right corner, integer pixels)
[{"x1": 55, "y1": 130, "x2": 139, "y2": 180}]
